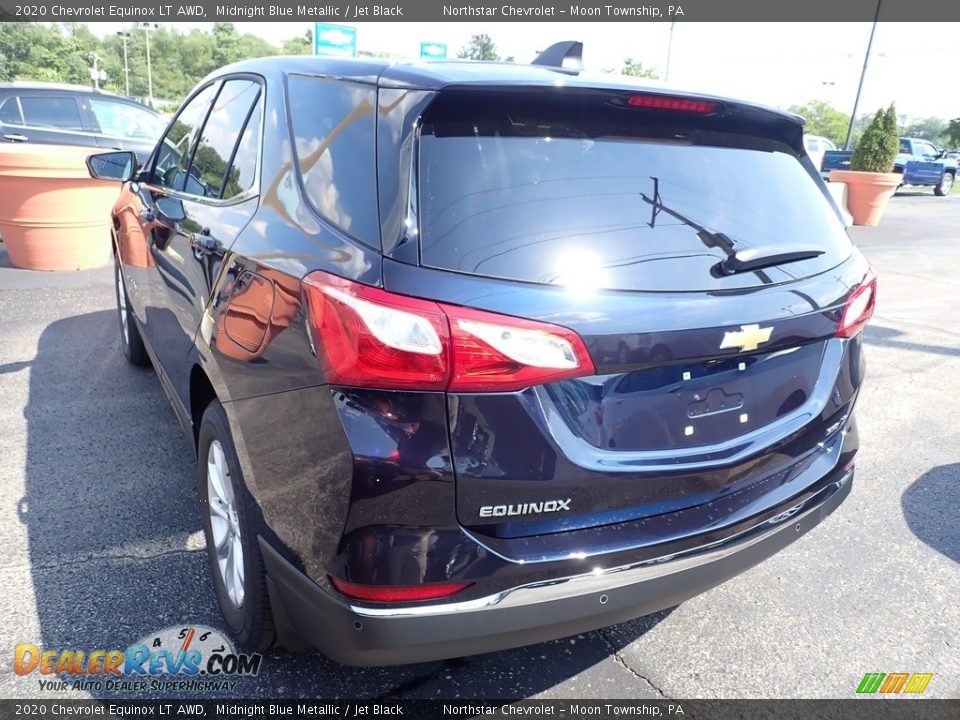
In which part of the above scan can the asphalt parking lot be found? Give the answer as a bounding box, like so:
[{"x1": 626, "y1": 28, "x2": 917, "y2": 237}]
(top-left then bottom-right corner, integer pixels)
[{"x1": 1, "y1": 191, "x2": 958, "y2": 701}]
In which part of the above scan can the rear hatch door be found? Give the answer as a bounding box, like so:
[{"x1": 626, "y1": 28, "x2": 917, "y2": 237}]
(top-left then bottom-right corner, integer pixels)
[{"x1": 384, "y1": 87, "x2": 867, "y2": 539}]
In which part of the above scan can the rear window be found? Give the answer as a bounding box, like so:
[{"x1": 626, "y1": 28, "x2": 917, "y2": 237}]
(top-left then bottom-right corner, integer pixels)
[{"x1": 417, "y1": 92, "x2": 852, "y2": 291}]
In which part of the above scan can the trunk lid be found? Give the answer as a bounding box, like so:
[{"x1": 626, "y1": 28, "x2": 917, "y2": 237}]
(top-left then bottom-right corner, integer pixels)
[{"x1": 384, "y1": 86, "x2": 867, "y2": 537}]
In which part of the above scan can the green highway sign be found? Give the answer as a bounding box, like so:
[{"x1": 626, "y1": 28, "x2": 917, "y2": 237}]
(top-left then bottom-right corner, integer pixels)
[
  {"x1": 314, "y1": 24, "x2": 357, "y2": 58},
  {"x1": 420, "y1": 42, "x2": 448, "y2": 59}
]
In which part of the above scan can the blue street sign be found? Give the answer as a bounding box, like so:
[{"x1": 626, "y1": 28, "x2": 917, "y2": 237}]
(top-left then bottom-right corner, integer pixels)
[
  {"x1": 314, "y1": 24, "x2": 357, "y2": 58},
  {"x1": 420, "y1": 42, "x2": 448, "y2": 59}
]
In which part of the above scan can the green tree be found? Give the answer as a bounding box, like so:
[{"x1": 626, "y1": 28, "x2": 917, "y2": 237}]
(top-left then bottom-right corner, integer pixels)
[
  {"x1": 901, "y1": 116, "x2": 947, "y2": 143},
  {"x1": 457, "y1": 34, "x2": 499, "y2": 61},
  {"x1": 850, "y1": 104, "x2": 900, "y2": 173},
  {"x1": 281, "y1": 30, "x2": 313, "y2": 55},
  {"x1": 787, "y1": 100, "x2": 850, "y2": 147},
  {"x1": 943, "y1": 118, "x2": 960, "y2": 149},
  {"x1": 238, "y1": 32, "x2": 276, "y2": 61},
  {"x1": 211, "y1": 22, "x2": 241, "y2": 67},
  {"x1": 0, "y1": 23, "x2": 325, "y2": 105},
  {"x1": 882, "y1": 104, "x2": 901, "y2": 156},
  {"x1": 620, "y1": 58, "x2": 659, "y2": 79}
]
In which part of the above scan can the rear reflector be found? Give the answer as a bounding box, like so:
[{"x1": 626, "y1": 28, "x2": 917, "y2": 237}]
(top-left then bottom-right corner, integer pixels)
[
  {"x1": 303, "y1": 271, "x2": 595, "y2": 392},
  {"x1": 837, "y1": 271, "x2": 877, "y2": 338},
  {"x1": 626, "y1": 94, "x2": 719, "y2": 113},
  {"x1": 330, "y1": 577, "x2": 472, "y2": 603}
]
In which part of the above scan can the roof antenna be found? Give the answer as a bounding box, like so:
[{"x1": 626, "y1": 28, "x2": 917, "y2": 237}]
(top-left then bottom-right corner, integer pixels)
[{"x1": 531, "y1": 41, "x2": 584, "y2": 73}]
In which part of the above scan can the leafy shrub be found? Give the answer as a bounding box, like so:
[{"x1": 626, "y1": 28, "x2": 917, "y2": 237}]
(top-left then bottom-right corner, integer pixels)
[{"x1": 850, "y1": 104, "x2": 900, "y2": 173}]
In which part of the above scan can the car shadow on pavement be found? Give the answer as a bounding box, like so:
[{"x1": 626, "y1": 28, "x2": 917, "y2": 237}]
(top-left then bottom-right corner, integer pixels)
[
  {"x1": 902, "y1": 463, "x2": 960, "y2": 567},
  {"x1": 20, "y1": 309, "x2": 668, "y2": 700},
  {"x1": 864, "y1": 324, "x2": 960, "y2": 358}
]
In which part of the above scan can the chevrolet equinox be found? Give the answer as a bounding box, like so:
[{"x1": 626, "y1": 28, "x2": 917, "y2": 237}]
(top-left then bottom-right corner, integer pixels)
[{"x1": 86, "y1": 45, "x2": 874, "y2": 666}]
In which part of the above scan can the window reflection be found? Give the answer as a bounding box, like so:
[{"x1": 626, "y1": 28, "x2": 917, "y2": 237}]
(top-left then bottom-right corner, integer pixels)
[{"x1": 287, "y1": 75, "x2": 379, "y2": 248}]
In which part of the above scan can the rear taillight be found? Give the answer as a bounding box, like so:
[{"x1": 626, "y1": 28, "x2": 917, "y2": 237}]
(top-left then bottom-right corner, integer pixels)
[
  {"x1": 626, "y1": 94, "x2": 719, "y2": 113},
  {"x1": 302, "y1": 273, "x2": 449, "y2": 391},
  {"x1": 445, "y1": 304, "x2": 592, "y2": 391},
  {"x1": 837, "y1": 272, "x2": 877, "y2": 338},
  {"x1": 303, "y1": 271, "x2": 595, "y2": 392},
  {"x1": 330, "y1": 577, "x2": 472, "y2": 603}
]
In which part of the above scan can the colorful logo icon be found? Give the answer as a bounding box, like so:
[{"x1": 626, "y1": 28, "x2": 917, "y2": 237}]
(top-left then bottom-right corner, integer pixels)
[{"x1": 856, "y1": 672, "x2": 933, "y2": 695}]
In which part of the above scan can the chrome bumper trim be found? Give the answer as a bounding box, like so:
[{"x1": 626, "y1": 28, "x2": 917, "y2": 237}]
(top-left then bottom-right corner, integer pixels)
[{"x1": 349, "y1": 468, "x2": 852, "y2": 618}]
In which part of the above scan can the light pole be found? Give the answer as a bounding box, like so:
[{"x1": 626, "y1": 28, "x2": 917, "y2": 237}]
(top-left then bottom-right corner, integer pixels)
[
  {"x1": 117, "y1": 30, "x2": 131, "y2": 96},
  {"x1": 844, "y1": 0, "x2": 882, "y2": 150},
  {"x1": 821, "y1": 80, "x2": 836, "y2": 106},
  {"x1": 139, "y1": 22, "x2": 159, "y2": 107},
  {"x1": 664, "y1": 20, "x2": 676, "y2": 81},
  {"x1": 89, "y1": 53, "x2": 107, "y2": 90}
]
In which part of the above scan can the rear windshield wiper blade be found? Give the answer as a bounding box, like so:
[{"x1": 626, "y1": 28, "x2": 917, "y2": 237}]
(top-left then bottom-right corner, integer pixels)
[{"x1": 716, "y1": 244, "x2": 825, "y2": 276}]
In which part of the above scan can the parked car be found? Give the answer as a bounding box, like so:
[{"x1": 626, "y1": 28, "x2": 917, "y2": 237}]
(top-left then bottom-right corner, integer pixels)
[
  {"x1": 86, "y1": 49, "x2": 874, "y2": 666},
  {"x1": 820, "y1": 136, "x2": 947, "y2": 180},
  {"x1": 0, "y1": 81, "x2": 164, "y2": 159},
  {"x1": 803, "y1": 134, "x2": 837, "y2": 172},
  {"x1": 902, "y1": 156, "x2": 958, "y2": 195}
]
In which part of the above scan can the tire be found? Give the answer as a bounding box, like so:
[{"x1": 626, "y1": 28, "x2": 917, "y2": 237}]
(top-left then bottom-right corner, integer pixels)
[
  {"x1": 934, "y1": 172, "x2": 954, "y2": 197},
  {"x1": 114, "y1": 254, "x2": 149, "y2": 367},
  {"x1": 197, "y1": 400, "x2": 276, "y2": 651}
]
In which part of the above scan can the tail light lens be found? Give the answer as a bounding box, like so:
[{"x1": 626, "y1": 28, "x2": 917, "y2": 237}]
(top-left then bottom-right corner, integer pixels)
[
  {"x1": 303, "y1": 271, "x2": 595, "y2": 392},
  {"x1": 837, "y1": 272, "x2": 877, "y2": 338},
  {"x1": 330, "y1": 577, "x2": 472, "y2": 603},
  {"x1": 302, "y1": 273, "x2": 449, "y2": 390},
  {"x1": 446, "y1": 305, "x2": 592, "y2": 391}
]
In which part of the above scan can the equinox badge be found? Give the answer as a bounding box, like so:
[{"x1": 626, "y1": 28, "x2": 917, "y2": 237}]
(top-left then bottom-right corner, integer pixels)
[
  {"x1": 479, "y1": 499, "x2": 572, "y2": 518},
  {"x1": 720, "y1": 324, "x2": 773, "y2": 353}
]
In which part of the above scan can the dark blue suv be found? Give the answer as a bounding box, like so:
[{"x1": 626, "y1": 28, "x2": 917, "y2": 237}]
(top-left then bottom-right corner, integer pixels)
[{"x1": 86, "y1": 48, "x2": 874, "y2": 666}]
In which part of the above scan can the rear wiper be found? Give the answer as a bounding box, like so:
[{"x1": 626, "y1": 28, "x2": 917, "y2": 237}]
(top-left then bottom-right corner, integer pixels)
[
  {"x1": 640, "y1": 179, "x2": 822, "y2": 281},
  {"x1": 715, "y1": 244, "x2": 825, "y2": 276}
]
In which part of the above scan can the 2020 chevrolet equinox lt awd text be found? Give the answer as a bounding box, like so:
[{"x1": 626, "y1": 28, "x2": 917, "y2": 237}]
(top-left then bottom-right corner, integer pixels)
[{"x1": 86, "y1": 45, "x2": 874, "y2": 666}]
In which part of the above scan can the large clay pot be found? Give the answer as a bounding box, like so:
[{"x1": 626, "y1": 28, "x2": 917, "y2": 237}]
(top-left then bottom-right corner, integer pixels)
[
  {"x1": 828, "y1": 169, "x2": 901, "y2": 227},
  {"x1": 0, "y1": 144, "x2": 120, "y2": 271}
]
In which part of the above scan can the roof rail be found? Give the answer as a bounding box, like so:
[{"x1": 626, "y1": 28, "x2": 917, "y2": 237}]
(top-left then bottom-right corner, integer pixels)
[{"x1": 531, "y1": 41, "x2": 584, "y2": 73}]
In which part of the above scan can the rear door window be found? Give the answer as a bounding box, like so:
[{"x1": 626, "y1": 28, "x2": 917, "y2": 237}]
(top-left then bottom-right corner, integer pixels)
[
  {"x1": 19, "y1": 96, "x2": 84, "y2": 131},
  {"x1": 0, "y1": 97, "x2": 23, "y2": 125},
  {"x1": 417, "y1": 91, "x2": 852, "y2": 291},
  {"x1": 88, "y1": 98, "x2": 164, "y2": 141}
]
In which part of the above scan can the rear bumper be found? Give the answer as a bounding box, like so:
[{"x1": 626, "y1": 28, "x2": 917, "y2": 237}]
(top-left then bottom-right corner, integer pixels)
[{"x1": 260, "y1": 465, "x2": 853, "y2": 666}]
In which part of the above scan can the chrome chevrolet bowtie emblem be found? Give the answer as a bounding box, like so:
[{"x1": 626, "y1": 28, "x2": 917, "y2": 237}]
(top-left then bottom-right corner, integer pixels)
[{"x1": 720, "y1": 324, "x2": 773, "y2": 352}]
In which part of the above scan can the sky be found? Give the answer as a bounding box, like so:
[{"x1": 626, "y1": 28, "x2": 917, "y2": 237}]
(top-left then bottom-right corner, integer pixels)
[{"x1": 84, "y1": 21, "x2": 959, "y2": 120}]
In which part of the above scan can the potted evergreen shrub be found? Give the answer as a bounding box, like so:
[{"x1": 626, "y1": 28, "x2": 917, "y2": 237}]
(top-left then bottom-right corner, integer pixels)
[{"x1": 830, "y1": 104, "x2": 901, "y2": 226}]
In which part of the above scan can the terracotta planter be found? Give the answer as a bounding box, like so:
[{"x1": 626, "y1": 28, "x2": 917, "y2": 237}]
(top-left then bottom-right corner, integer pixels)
[
  {"x1": 828, "y1": 169, "x2": 901, "y2": 227},
  {"x1": 0, "y1": 144, "x2": 120, "y2": 271}
]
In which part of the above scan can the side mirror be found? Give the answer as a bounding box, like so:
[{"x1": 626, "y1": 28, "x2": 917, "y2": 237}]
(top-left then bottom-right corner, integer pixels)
[{"x1": 86, "y1": 151, "x2": 137, "y2": 182}]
